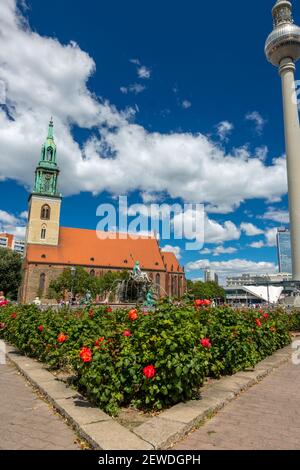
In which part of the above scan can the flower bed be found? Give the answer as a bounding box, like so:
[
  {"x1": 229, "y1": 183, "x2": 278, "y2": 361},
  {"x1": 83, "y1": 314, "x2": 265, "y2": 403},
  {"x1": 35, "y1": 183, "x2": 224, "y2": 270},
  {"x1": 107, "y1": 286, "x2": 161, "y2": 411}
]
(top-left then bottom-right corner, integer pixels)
[{"x1": 0, "y1": 301, "x2": 295, "y2": 416}]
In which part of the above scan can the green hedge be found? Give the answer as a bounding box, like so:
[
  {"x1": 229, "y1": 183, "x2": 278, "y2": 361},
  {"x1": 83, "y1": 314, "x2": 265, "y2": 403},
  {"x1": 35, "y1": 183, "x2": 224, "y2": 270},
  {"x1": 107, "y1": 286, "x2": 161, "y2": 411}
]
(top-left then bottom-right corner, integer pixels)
[{"x1": 0, "y1": 301, "x2": 293, "y2": 415}]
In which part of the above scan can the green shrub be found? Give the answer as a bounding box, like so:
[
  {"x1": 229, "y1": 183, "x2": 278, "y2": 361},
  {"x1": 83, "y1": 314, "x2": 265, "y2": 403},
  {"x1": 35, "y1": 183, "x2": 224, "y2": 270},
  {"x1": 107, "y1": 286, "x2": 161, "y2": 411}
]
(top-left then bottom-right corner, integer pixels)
[{"x1": 0, "y1": 301, "x2": 293, "y2": 415}]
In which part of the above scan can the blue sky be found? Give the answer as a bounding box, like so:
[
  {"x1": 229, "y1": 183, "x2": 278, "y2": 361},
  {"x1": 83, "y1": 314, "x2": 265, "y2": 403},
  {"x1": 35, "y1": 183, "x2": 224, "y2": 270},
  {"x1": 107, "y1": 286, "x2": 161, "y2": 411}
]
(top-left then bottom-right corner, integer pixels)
[{"x1": 0, "y1": 0, "x2": 295, "y2": 281}]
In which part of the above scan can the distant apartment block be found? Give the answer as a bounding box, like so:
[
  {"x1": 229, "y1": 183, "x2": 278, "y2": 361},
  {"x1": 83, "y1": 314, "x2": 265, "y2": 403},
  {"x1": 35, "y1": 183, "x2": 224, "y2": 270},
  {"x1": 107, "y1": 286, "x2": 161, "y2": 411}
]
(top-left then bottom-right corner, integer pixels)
[
  {"x1": 0, "y1": 233, "x2": 25, "y2": 256},
  {"x1": 204, "y1": 269, "x2": 219, "y2": 285}
]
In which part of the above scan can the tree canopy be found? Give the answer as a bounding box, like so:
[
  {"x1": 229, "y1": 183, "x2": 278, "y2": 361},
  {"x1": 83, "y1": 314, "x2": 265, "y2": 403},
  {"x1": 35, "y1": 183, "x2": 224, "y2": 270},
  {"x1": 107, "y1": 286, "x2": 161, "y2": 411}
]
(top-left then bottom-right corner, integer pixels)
[
  {"x1": 49, "y1": 267, "x2": 129, "y2": 300},
  {"x1": 0, "y1": 247, "x2": 22, "y2": 299},
  {"x1": 187, "y1": 279, "x2": 225, "y2": 300}
]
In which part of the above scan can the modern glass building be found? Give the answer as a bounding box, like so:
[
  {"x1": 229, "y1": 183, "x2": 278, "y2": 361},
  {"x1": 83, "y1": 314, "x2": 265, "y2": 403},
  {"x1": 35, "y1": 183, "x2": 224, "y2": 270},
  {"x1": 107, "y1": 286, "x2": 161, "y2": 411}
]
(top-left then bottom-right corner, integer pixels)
[{"x1": 277, "y1": 228, "x2": 292, "y2": 274}]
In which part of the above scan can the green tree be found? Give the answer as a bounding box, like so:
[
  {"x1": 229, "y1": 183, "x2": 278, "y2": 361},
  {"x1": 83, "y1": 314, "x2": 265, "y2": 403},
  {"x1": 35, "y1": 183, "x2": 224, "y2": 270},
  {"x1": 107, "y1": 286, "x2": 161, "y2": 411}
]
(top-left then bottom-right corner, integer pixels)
[
  {"x1": 0, "y1": 247, "x2": 22, "y2": 299},
  {"x1": 49, "y1": 267, "x2": 129, "y2": 301},
  {"x1": 187, "y1": 279, "x2": 225, "y2": 301}
]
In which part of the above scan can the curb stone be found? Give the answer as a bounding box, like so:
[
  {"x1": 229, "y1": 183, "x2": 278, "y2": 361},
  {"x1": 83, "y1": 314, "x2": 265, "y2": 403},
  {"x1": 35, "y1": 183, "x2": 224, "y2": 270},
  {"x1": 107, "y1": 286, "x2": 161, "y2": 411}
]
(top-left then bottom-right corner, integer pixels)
[
  {"x1": 133, "y1": 344, "x2": 292, "y2": 449},
  {"x1": 5, "y1": 347, "x2": 153, "y2": 450},
  {"x1": 5, "y1": 342, "x2": 292, "y2": 450}
]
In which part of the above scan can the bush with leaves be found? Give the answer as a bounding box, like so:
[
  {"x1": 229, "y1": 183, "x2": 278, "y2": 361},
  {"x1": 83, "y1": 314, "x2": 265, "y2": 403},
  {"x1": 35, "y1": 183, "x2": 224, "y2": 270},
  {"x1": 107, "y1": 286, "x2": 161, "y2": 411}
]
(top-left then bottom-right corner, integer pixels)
[{"x1": 0, "y1": 300, "x2": 292, "y2": 415}]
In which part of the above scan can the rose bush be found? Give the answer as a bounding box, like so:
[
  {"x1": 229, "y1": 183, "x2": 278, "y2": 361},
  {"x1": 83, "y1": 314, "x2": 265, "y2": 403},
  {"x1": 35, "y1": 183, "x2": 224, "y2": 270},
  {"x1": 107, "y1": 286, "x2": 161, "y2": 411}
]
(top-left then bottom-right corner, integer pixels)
[{"x1": 0, "y1": 301, "x2": 295, "y2": 415}]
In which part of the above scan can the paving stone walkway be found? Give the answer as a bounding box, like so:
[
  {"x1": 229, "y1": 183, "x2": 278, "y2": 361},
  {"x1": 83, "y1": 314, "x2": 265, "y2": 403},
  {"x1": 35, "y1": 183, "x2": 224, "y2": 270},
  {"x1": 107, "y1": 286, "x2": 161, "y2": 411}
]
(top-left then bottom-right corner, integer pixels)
[
  {"x1": 174, "y1": 360, "x2": 300, "y2": 450},
  {"x1": 0, "y1": 363, "x2": 80, "y2": 450}
]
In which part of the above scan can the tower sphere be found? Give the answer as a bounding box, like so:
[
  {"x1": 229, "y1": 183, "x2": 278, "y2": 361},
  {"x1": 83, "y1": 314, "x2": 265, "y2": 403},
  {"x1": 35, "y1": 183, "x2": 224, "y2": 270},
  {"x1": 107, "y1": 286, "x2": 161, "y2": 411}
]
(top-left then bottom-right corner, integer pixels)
[{"x1": 265, "y1": 0, "x2": 300, "y2": 66}]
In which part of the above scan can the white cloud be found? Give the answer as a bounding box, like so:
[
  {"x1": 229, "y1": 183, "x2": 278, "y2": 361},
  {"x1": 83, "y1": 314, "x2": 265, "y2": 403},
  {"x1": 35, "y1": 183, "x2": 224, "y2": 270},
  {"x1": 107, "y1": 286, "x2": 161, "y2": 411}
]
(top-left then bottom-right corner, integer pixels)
[
  {"x1": 137, "y1": 66, "x2": 151, "y2": 79},
  {"x1": 261, "y1": 207, "x2": 289, "y2": 224},
  {"x1": 173, "y1": 210, "x2": 241, "y2": 244},
  {"x1": 0, "y1": 1, "x2": 288, "y2": 215},
  {"x1": 265, "y1": 227, "x2": 278, "y2": 247},
  {"x1": 216, "y1": 121, "x2": 234, "y2": 141},
  {"x1": 0, "y1": 209, "x2": 26, "y2": 238},
  {"x1": 212, "y1": 245, "x2": 237, "y2": 256},
  {"x1": 249, "y1": 240, "x2": 265, "y2": 249},
  {"x1": 19, "y1": 210, "x2": 28, "y2": 219},
  {"x1": 186, "y1": 258, "x2": 277, "y2": 280},
  {"x1": 120, "y1": 83, "x2": 146, "y2": 95},
  {"x1": 199, "y1": 247, "x2": 212, "y2": 255},
  {"x1": 245, "y1": 111, "x2": 267, "y2": 135},
  {"x1": 182, "y1": 100, "x2": 192, "y2": 109},
  {"x1": 205, "y1": 218, "x2": 240, "y2": 244},
  {"x1": 161, "y1": 245, "x2": 181, "y2": 259},
  {"x1": 0, "y1": 210, "x2": 18, "y2": 225},
  {"x1": 240, "y1": 222, "x2": 264, "y2": 236},
  {"x1": 130, "y1": 59, "x2": 140, "y2": 65}
]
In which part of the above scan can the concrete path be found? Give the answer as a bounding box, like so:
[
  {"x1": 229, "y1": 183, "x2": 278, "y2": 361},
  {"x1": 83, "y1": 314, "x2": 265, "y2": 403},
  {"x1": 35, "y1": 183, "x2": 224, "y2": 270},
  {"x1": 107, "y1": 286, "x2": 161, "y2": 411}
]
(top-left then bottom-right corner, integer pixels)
[
  {"x1": 174, "y1": 361, "x2": 300, "y2": 450},
  {"x1": 0, "y1": 363, "x2": 80, "y2": 450}
]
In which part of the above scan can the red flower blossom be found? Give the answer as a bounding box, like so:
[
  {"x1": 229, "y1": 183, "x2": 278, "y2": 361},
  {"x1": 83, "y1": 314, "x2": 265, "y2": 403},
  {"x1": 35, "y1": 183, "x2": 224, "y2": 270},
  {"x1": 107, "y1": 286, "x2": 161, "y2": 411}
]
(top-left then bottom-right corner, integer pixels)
[
  {"x1": 194, "y1": 299, "x2": 211, "y2": 308},
  {"x1": 106, "y1": 306, "x2": 113, "y2": 313},
  {"x1": 95, "y1": 337, "x2": 105, "y2": 348},
  {"x1": 255, "y1": 318, "x2": 262, "y2": 328},
  {"x1": 143, "y1": 365, "x2": 156, "y2": 379},
  {"x1": 0, "y1": 322, "x2": 6, "y2": 329},
  {"x1": 128, "y1": 309, "x2": 138, "y2": 321},
  {"x1": 11, "y1": 313, "x2": 17, "y2": 319},
  {"x1": 89, "y1": 309, "x2": 94, "y2": 318},
  {"x1": 263, "y1": 313, "x2": 269, "y2": 319},
  {"x1": 80, "y1": 347, "x2": 92, "y2": 363},
  {"x1": 37, "y1": 325, "x2": 44, "y2": 332},
  {"x1": 200, "y1": 338, "x2": 212, "y2": 348},
  {"x1": 57, "y1": 333, "x2": 68, "y2": 343},
  {"x1": 270, "y1": 326, "x2": 276, "y2": 333},
  {"x1": 123, "y1": 330, "x2": 132, "y2": 337}
]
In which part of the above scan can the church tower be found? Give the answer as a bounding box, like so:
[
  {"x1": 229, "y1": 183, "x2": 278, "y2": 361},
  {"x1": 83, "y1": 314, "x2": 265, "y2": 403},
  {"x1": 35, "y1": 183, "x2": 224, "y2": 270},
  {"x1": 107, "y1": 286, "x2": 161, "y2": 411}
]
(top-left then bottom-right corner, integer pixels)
[{"x1": 26, "y1": 119, "x2": 61, "y2": 246}]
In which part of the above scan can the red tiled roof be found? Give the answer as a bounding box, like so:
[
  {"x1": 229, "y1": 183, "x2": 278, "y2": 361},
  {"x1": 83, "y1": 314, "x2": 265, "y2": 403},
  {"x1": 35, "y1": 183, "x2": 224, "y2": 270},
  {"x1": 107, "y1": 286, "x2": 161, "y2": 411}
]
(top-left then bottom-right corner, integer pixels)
[
  {"x1": 162, "y1": 252, "x2": 184, "y2": 273},
  {"x1": 26, "y1": 227, "x2": 173, "y2": 271}
]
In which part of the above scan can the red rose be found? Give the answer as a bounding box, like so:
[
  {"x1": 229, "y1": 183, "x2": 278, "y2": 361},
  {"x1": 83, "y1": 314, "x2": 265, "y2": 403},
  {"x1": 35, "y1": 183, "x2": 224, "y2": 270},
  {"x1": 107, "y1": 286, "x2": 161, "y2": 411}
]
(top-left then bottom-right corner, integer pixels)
[
  {"x1": 203, "y1": 299, "x2": 211, "y2": 306},
  {"x1": 95, "y1": 337, "x2": 105, "y2": 348},
  {"x1": 194, "y1": 299, "x2": 203, "y2": 307},
  {"x1": 37, "y1": 325, "x2": 44, "y2": 332},
  {"x1": 11, "y1": 313, "x2": 17, "y2": 319},
  {"x1": 143, "y1": 365, "x2": 156, "y2": 379},
  {"x1": 255, "y1": 318, "x2": 262, "y2": 328},
  {"x1": 123, "y1": 330, "x2": 132, "y2": 337},
  {"x1": 200, "y1": 338, "x2": 212, "y2": 348},
  {"x1": 128, "y1": 309, "x2": 138, "y2": 321},
  {"x1": 263, "y1": 313, "x2": 269, "y2": 319},
  {"x1": 0, "y1": 322, "x2": 6, "y2": 329},
  {"x1": 57, "y1": 333, "x2": 68, "y2": 343},
  {"x1": 259, "y1": 310, "x2": 265, "y2": 315},
  {"x1": 80, "y1": 347, "x2": 92, "y2": 363},
  {"x1": 106, "y1": 306, "x2": 113, "y2": 313}
]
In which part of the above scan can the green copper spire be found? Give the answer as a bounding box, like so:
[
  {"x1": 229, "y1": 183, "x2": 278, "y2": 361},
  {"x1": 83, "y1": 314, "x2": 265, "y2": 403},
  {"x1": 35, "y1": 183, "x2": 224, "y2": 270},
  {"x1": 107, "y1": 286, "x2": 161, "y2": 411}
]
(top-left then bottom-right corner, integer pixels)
[
  {"x1": 47, "y1": 117, "x2": 54, "y2": 139},
  {"x1": 33, "y1": 119, "x2": 60, "y2": 197}
]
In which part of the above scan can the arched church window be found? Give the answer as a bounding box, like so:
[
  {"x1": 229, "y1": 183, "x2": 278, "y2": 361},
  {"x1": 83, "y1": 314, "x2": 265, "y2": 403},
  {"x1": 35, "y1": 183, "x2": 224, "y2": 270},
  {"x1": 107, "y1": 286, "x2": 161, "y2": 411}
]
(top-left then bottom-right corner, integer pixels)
[
  {"x1": 41, "y1": 225, "x2": 47, "y2": 240},
  {"x1": 41, "y1": 204, "x2": 51, "y2": 220},
  {"x1": 39, "y1": 273, "x2": 46, "y2": 293},
  {"x1": 46, "y1": 147, "x2": 53, "y2": 161}
]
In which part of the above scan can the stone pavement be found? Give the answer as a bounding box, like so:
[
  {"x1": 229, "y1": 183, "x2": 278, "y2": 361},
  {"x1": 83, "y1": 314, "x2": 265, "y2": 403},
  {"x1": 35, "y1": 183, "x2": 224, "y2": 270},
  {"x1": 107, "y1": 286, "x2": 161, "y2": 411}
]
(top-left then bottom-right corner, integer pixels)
[
  {"x1": 174, "y1": 361, "x2": 300, "y2": 450},
  {"x1": 0, "y1": 363, "x2": 80, "y2": 450}
]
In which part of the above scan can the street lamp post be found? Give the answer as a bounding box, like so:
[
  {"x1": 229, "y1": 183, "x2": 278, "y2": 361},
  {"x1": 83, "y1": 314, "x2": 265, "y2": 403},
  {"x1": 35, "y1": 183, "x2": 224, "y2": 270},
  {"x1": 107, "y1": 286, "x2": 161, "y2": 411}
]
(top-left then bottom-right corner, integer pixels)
[{"x1": 70, "y1": 267, "x2": 76, "y2": 305}]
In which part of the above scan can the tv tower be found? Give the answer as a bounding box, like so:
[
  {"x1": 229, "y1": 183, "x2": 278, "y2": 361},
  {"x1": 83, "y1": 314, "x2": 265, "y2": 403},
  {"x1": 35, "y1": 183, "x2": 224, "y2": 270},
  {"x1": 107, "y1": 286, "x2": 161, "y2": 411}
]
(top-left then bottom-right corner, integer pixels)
[{"x1": 265, "y1": 0, "x2": 300, "y2": 280}]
